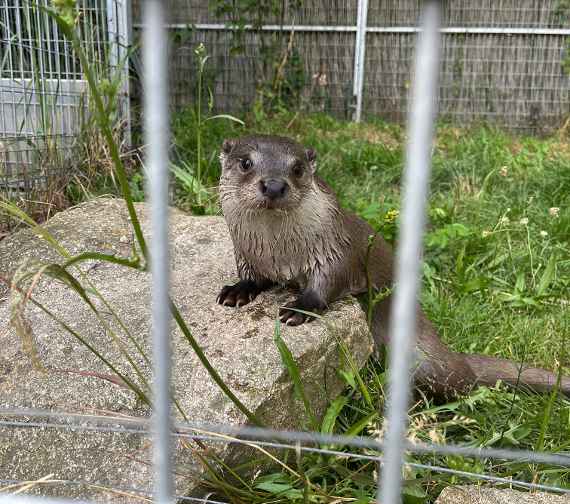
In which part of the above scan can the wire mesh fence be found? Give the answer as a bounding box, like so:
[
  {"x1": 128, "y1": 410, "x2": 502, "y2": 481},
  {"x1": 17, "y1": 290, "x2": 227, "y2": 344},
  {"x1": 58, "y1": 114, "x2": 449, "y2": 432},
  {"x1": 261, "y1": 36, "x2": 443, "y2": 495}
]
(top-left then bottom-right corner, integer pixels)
[
  {"x1": 3, "y1": 0, "x2": 570, "y2": 225},
  {"x1": 132, "y1": 0, "x2": 570, "y2": 131},
  {"x1": 0, "y1": 0, "x2": 129, "y2": 226},
  {"x1": 1, "y1": 1, "x2": 570, "y2": 503}
]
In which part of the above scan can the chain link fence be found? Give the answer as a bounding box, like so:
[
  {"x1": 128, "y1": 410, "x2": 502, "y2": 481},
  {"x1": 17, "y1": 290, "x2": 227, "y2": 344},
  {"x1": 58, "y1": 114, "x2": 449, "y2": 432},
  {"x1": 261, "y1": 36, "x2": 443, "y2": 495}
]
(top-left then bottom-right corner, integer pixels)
[{"x1": 133, "y1": 0, "x2": 570, "y2": 132}]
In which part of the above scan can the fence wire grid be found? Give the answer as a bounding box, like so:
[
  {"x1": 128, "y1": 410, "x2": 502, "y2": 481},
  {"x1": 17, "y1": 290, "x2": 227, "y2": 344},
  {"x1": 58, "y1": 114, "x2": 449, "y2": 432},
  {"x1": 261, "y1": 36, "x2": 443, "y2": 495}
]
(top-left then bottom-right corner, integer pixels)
[
  {"x1": 0, "y1": 0, "x2": 129, "y2": 212},
  {"x1": 132, "y1": 0, "x2": 570, "y2": 132},
  {"x1": 1, "y1": 0, "x2": 570, "y2": 503},
  {"x1": 3, "y1": 0, "x2": 570, "y2": 217}
]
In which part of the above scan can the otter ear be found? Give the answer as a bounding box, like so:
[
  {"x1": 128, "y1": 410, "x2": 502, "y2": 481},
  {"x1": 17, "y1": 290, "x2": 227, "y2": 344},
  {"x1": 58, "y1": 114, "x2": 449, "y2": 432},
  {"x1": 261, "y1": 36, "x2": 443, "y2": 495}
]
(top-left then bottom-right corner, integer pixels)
[
  {"x1": 305, "y1": 147, "x2": 317, "y2": 173},
  {"x1": 222, "y1": 138, "x2": 236, "y2": 154},
  {"x1": 220, "y1": 138, "x2": 237, "y2": 167}
]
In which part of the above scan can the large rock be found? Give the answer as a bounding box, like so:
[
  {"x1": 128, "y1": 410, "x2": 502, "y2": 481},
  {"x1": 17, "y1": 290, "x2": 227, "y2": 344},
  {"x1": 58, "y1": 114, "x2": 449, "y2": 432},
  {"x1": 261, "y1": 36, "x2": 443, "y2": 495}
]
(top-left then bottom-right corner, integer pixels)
[
  {"x1": 0, "y1": 198, "x2": 372, "y2": 501},
  {"x1": 436, "y1": 486, "x2": 570, "y2": 504}
]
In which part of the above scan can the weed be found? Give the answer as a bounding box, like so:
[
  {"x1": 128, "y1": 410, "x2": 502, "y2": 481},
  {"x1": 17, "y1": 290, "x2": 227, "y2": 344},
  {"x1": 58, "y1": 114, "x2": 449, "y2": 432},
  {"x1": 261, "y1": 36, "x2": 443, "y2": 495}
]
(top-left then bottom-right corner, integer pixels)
[{"x1": 170, "y1": 43, "x2": 244, "y2": 214}]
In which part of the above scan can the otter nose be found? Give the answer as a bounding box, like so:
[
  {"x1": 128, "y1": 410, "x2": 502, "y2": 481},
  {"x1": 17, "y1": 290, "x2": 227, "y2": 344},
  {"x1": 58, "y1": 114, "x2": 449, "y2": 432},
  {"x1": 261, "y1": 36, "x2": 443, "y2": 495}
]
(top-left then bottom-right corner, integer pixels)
[{"x1": 259, "y1": 179, "x2": 289, "y2": 200}]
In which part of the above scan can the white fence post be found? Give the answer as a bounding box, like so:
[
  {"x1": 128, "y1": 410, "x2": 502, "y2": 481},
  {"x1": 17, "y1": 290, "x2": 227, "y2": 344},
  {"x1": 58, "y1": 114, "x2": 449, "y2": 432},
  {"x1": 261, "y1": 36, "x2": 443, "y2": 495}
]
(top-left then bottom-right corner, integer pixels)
[
  {"x1": 107, "y1": 0, "x2": 132, "y2": 147},
  {"x1": 377, "y1": 1, "x2": 442, "y2": 502},
  {"x1": 143, "y1": 0, "x2": 173, "y2": 502},
  {"x1": 352, "y1": 0, "x2": 369, "y2": 122}
]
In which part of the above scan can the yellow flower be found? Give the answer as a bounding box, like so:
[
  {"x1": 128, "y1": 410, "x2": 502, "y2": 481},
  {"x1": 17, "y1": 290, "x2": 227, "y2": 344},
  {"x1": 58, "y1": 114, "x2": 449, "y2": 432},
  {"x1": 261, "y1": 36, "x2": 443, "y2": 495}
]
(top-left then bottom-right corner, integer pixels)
[{"x1": 384, "y1": 209, "x2": 399, "y2": 223}]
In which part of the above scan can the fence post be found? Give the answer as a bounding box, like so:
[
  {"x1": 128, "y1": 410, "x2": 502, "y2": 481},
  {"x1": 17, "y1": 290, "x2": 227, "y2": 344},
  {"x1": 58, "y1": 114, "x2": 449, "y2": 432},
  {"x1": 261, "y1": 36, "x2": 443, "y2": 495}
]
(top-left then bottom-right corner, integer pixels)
[
  {"x1": 107, "y1": 0, "x2": 132, "y2": 147},
  {"x1": 377, "y1": 1, "x2": 442, "y2": 503},
  {"x1": 352, "y1": 0, "x2": 369, "y2": 122},
  {"x1": 143, "y1": 0, "x2": 173, "y2": 502}
]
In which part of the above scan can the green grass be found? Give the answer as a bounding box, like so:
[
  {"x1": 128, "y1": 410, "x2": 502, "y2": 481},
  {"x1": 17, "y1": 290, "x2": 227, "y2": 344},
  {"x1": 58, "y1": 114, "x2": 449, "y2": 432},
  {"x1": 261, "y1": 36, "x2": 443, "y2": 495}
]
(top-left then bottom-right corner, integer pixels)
[{"x1": 170, "y1": 110, "x2": 570, "y2": 502}]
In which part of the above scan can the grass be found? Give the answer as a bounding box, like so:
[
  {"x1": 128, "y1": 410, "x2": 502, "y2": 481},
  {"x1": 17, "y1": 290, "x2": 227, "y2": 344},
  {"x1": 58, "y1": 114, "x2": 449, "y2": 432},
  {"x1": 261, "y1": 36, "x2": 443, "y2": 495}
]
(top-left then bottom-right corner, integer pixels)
[{"x1": 168, "y1": 110, "x2": 570, "y2": 502}]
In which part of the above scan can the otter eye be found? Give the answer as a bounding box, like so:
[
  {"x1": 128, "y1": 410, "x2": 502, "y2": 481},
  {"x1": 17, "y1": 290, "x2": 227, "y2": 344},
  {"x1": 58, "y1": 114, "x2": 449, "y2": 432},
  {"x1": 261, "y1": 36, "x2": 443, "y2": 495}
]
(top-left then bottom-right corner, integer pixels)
[
  {"x1": 239, "y1": 158, "x2": 253, "y2": 172},
  {"x1": 292, "y1": 163, "x2": 304, "y2": 178}
]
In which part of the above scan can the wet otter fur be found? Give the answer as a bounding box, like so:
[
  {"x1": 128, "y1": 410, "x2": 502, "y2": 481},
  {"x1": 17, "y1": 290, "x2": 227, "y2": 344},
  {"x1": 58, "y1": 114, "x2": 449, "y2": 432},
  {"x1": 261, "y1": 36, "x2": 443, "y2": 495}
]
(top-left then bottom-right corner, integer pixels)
[{"x1": 217, "y1": 134, "x2": 570, "y2": 398}]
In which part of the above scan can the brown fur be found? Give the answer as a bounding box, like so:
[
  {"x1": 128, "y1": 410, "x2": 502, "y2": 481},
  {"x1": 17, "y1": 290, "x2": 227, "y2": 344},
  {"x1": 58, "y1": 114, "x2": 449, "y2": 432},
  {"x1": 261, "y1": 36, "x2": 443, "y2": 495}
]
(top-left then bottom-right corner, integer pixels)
[{"x1": 218, "y1": 135, "x2": 570, "y2": 398}]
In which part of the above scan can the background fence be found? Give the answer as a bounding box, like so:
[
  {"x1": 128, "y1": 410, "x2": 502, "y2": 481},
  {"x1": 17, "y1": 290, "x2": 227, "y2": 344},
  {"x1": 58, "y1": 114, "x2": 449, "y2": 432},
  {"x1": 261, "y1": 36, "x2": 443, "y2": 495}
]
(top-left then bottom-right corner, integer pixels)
[
  {"x1": 131, "y1": 0, "x2": 570, "y2": 133},
  {"x1": 0, "y1": 0, "x2": 129, "y2": 213},
  {"x1": 3, "y1": 1, "x2": 570, "y2": 219}
]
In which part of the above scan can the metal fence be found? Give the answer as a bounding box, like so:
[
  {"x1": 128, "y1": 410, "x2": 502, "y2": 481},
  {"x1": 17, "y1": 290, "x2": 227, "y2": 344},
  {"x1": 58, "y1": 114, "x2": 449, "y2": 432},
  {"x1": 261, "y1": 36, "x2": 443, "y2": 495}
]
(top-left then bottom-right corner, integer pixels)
[
  {"x1": 133, "y1": 0, "x2": 570, "y2": 132},
  {"x1": 2, "y1": 1, "x2": 570, "y2": 503},
  {"x1": 0, "y1": 0, "x2": 130, "y2": 206}
]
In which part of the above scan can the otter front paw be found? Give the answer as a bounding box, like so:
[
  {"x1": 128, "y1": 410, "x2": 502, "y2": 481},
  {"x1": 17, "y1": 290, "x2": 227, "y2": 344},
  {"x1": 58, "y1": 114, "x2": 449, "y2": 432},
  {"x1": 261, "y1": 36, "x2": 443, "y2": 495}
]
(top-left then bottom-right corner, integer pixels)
[
  {"x1": 279, "y1": 290, "x2": 327, "y2": 326},
  {"x1": 217, "y1": 280, "x2": 263, "y2": 307}
]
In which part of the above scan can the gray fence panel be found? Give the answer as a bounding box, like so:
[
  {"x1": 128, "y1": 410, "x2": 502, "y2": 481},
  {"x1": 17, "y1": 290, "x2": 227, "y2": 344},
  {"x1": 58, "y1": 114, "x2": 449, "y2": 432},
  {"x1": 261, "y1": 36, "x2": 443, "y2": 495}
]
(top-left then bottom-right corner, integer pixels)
[{"x1": 134, "y1": 0, "x2": 570, "y2": 132}]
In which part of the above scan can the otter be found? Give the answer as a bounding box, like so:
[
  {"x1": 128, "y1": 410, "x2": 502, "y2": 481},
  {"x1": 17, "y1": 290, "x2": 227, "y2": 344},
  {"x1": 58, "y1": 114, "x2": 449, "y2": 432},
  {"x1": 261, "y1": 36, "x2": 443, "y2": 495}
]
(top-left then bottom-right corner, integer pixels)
[{"x1": 217, "y1": 134, "x2": 570, "y2": 398}]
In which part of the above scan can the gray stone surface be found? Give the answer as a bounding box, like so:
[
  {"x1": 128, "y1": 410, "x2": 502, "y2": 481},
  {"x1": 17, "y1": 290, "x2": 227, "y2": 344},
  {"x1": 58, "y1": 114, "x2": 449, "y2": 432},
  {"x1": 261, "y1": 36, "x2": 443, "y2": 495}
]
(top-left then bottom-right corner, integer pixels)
[
  {"x1": 436, "y1": 486, "x2": 570, "y2": 503},
  {"x1": 0, "y1": 197, "x2": 372, "y2": 501}
]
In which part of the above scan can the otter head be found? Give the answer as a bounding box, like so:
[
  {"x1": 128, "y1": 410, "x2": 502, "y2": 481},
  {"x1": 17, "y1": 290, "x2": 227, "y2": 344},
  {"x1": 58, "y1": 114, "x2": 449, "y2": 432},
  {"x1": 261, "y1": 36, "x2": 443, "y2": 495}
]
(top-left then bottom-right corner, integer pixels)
[{"x1": 219, "y1": 135, "x2": 317, "y2": 211}]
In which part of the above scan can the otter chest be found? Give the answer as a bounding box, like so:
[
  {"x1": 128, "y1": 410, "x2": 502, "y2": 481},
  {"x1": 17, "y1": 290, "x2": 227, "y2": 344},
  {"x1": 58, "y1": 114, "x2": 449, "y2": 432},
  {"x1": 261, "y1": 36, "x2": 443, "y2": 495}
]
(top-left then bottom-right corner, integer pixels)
[
  {"x1": 226, "y1": 209, "x2": 335, "y2": 286},
  {"x1": 234, "y1": 225, "x2": 321, "y2": 284}
]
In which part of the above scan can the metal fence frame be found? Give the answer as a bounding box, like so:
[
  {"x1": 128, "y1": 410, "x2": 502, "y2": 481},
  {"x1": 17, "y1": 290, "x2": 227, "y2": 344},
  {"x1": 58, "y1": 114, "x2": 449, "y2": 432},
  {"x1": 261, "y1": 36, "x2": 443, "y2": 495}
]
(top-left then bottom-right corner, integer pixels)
[
  {"x1": 147, "y1": 22, "x2": 570, "y2": 124},
  {"x1": 2, "y1": 0, "x2": 570, "y2": 503},
  {"x1": 0, "y1": 0, "x2": 131, "y2": 196}
]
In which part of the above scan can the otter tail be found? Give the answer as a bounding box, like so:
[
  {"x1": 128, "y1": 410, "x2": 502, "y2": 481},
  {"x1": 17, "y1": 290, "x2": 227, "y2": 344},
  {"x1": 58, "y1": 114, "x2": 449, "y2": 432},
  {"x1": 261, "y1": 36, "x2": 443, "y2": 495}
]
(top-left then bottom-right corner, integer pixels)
[
  {"x1": 372, "y1": 297, "x2": 570, "y2": 398},
  {"x1": 462, "y1": 353, "x2": 570, "y2": 396}
]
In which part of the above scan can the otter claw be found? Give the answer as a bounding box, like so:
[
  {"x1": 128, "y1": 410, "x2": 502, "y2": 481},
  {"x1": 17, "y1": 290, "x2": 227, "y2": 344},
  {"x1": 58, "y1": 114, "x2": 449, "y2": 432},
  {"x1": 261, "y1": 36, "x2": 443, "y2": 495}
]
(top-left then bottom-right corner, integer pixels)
[
  {"x1": 278, "y1": 290, "x2": 326, "y2": 326},
  {"x1": 217, "y1": 280, "x2": 266, "y2": 308},
  {"x1": 279, "y1": 309, "x2": 309, "y2": 326}
]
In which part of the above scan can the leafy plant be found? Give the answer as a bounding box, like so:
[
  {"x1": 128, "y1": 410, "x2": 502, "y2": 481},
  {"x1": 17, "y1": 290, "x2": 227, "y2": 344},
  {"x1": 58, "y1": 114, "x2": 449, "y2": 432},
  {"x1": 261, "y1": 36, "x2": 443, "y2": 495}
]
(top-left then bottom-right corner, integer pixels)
[
  {"x1": 171, "y1": 43, "x2": 244, "y2": 214},
  {"x1": 210, "y1": 0, "x2": 307, "y2": 115}
]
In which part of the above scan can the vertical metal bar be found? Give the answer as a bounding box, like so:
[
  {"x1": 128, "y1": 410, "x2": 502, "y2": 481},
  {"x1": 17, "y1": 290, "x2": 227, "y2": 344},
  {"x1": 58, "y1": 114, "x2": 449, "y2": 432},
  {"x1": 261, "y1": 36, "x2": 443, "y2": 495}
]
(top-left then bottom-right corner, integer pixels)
[
  {"x1": 106, "y1": 0, "x2": 118, "y2": 68},
  {"x1": 14, "y1": 0, "x2": 26, "y2": 81},
  {"x1": 143, "y1": 0, "x2": 173, "y2": 503},
  {"x1": 106, "y1": 0, "x2": 132, "y2": 147},
  {"x1": 120, "y1": 0, "x2": 132, "y2": 147},
  {"x1": 93, "y1": 0, "x2": 104, "y2": 70},
  {"x1": 111, "y1": 0, "x2": 132, "y2": 147},
  {"x1": 42, "y1": 0, "x2": 55, "y2": 79},
  {"x1": 4, "y1": 3, "x2": 17, "y2": 136},
  {"x1": 352, "y1": 0, "x2": 368, "y2": 122},
  {"x1": 377, "y1": 1, "x2": 441, "y2": 503}
]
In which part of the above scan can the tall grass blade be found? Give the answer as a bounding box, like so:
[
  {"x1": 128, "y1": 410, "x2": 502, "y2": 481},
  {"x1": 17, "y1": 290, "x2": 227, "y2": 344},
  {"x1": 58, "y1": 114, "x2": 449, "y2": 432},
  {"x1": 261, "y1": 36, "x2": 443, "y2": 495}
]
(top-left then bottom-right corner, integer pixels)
[
  {"x1": 43, "y1": 6, "x2": 148, "y2": 260},
  {"x1": 170, "y1": 300, "x2": 264, "y2": 427},
  {"x1": 273, "y1": 319, "x2": 318, "y2": 431}
]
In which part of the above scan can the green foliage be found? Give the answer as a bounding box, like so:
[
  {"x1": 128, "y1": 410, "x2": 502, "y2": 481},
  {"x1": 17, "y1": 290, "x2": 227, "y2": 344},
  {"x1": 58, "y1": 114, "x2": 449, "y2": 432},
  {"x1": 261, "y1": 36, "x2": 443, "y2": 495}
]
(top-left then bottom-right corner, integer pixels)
[
  {"x1": 273, "y1": 320, "x2": 319, "y2": 431},
  {"x1": 51, "y1": 0, "x2": 77, "y2": 25},
  {"x1": 171, "y1": 43, "x2": 244, "y2": 214}
]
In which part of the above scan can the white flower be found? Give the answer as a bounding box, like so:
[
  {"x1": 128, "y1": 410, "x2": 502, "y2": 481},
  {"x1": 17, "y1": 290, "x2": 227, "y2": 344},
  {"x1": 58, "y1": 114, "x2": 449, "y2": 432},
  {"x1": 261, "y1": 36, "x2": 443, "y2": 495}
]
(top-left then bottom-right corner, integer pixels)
[
  {"x1": 549, "y1": 207, "x2": 560, "y2": 218},
  {"x1": 482, "y1": 230, "x2": 491, "y2": 238},
  {"x1": 499, "y1": 166, "x2": 508, "y2": 177},
  {"x1": 540, "y1": 230, "x2": 548, "y2": 238},
  {"x1": 519, "y1": 217, "x2": 529, "y2": 225},
  {"x1": 500, "y1": 216, "x2": 510, "y2": 225}
]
